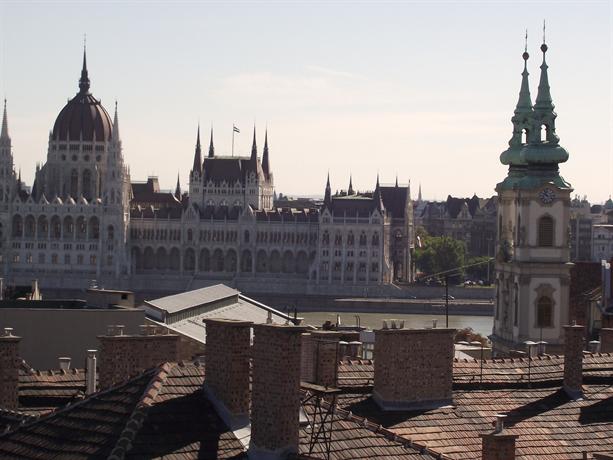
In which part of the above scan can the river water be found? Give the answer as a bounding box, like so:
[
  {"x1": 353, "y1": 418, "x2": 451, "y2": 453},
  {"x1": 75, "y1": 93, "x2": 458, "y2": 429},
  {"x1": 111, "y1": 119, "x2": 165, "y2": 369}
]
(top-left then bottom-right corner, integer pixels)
[{"x1": 299, "y1": 312, "x2": 493, "y2": 337}]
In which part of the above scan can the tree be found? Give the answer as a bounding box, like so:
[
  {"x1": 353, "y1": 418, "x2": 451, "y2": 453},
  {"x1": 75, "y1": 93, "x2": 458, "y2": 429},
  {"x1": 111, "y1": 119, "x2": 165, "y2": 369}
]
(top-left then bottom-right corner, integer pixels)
[{"x1": 415, "y1": 235, "x2": 466, "y2": 283}]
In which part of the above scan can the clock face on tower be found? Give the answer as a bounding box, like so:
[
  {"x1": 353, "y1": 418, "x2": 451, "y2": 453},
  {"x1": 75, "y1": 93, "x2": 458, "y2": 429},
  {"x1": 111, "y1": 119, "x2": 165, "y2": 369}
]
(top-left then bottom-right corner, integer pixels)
[{"x1": 539, "y1": 188, "x2": 556, "y2": 204}]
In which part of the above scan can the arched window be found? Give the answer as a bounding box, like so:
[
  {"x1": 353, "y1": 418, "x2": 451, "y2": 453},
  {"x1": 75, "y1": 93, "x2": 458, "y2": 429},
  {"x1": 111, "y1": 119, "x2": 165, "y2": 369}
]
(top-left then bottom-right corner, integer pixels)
[
  {"x1": 536, "y1": 296, "x2": 553, "y2": 328},
  {"x1": 244, "y1": 230, "x2": 250, "y2": 243},
  {"x1": 538, "y1": 216, "x2": 554, "y2": 247}
]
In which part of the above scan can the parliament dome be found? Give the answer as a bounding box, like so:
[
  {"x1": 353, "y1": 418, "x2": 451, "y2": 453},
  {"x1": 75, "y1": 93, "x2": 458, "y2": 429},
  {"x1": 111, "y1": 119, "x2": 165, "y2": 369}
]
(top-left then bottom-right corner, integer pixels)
[{"x1": 51, "y1": 51, "x2": 113, "y2": 142}]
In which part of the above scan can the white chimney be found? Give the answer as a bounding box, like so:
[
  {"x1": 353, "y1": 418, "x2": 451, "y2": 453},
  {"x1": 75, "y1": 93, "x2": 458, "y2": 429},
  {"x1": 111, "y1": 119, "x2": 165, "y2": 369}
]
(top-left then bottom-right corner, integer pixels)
[
  {"x1": 58, "y1": 356, "x2": 71, "y2": 371},
  {"x1": 86, "y1": 350, "x2": 97, "y2": 395},
  {"x1": 494, "y1": 414, "x2": 507, "y2": 433}
]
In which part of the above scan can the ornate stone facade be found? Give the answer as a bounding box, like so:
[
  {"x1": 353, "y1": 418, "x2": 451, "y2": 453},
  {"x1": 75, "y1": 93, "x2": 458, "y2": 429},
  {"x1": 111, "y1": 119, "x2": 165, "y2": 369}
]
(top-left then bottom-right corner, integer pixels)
[{"x1": 0, "y1": 50, "x2": 414, "y2": 294}]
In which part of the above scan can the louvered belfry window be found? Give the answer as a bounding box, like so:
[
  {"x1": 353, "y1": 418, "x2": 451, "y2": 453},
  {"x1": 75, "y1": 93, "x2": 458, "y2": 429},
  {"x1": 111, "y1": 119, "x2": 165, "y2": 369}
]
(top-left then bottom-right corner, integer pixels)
[{"x1": 538, "y1": 216, "x2": 554, "y2": 247}]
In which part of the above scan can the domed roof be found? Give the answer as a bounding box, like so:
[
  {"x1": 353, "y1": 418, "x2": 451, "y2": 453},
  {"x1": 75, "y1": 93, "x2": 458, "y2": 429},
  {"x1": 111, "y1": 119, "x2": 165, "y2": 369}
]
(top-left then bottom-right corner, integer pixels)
[{"x1": 52, "y1": 50, "x2": 113, "y2": 142}]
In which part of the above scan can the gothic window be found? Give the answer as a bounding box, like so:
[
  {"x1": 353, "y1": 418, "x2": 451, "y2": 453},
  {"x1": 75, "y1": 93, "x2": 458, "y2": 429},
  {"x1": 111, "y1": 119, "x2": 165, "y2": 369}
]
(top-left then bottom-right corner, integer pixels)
[
  {"x1": 334, "y1": 232, "x2": 342, "y2": 246},
  {"x1": 536, "y1": 296, "x2": 553, "y2": 328},
  {"x1": 347, "y1": 232, "x2": 355, "y2": 246},
  {"x1": 70, "y1": 169, "x2": 78, "y2": 198},
  {"x1": 244, "y1": 230, "x2": 250, "y2": 243},
  {"x1": 322, "y1": 231, "x2": 329, "y2": 245},
  {"x1": 538, "y1": 216, "x2": 554, "y2": 247},
  {"x1": 359, "y1": 232, "x2": 367, "y2": 246},
  {"x1": 372, "y1": 232, "x2": 380, "y2": 246},
  {"x1": 187, "y1": 229, "x2": 193, "y2": 242},
  {"x1": 107, "y1": 225, "x2": 114, "y2": 240}
]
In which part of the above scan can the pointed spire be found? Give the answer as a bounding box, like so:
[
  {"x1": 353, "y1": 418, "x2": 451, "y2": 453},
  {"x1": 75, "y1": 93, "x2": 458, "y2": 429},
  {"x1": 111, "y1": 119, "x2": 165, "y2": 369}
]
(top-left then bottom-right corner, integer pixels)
[
  {"x1": 250, "y1": 125, "x2": 258, "y2": 163},
  {"x1": 515, "y1": 30, "x2": 533, "y2": 115},
  {"x1": 208, "y1": 127, "x2": 215, "y2": 158},
  {"x1": 418, "y1": 183, "x2": 423, "y2": 202},
  {"x1": 262, "y1": 129, "x2": 271, "y2": 178},
  {"x1": 79, "y1": 41, "x2": 90, "y2": 94},
  {"x1": 111, "y1": 101, "x2": 121, "y2": 141},
  {"x1": 192, "y1": 124, "x2": 202, "y2": 174},
  {"x1": 324, "y1": 172, "x2": 332, "y2": 207},
  {"x1": 395, "y1": 174, "x2": 399, "y2": 188},
  {"x1": 373, "y1": 173, "x2": 384, "y2": 211},
  {"x1": 175, "y1": 172, "x2": 181, "y2": 200},
  {"x1": 534, "y1": 21, "x2": 554, "y2": 113},
  {"x1": 348, "y1": 174, "x2": 354, "y2": 195},
  {"x1": 1, "y1": 99, "x2": 9, "y2": 140}
]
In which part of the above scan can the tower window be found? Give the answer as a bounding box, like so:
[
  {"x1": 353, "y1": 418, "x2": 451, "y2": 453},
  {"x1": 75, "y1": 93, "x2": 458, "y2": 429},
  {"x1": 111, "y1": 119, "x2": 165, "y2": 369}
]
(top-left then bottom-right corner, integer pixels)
[
  {"x1": 538, "y1": 216, "x2": 554, "y2": 247},
  {"x1": 536, "y1": 296, "x2": 553, "y2": 328}
]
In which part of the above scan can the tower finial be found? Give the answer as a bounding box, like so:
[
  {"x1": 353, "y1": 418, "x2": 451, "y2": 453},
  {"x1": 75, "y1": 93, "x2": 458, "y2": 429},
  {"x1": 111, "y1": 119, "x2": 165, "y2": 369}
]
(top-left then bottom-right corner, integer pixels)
[
  {"x1": 525, "y1": 29, "x2": 528, "y2": 53},
  {"x1": 111, "y1": 100, "x2": 121, "y2": 141},
  {"x1": 192, "y1": 124, "x2": 202, "y2": 174},
  {"x1": 175, "y1": 172, "x2": 181, "y2": 200},
  {"x1": 348, "y1": 173, "x2": 354, "y2": 195},
  {"x1": 208, "y1": 126, "x2": 215, "y2": 158},
  {"x1": 79, "y1": 39, "x2": 90, "y2": 94},
  {"x1": 1, "y1": 98, "x2": 8, "y2": 140},
  {"x1": 542, "y1": 20, "x2": 546, "y2": 45},
  {"x1": 262, "y1": 128, "x2": 271, "y2": 178},
  {"x1": 250, "y1": 125, "x2": 257, "y2": 163}
]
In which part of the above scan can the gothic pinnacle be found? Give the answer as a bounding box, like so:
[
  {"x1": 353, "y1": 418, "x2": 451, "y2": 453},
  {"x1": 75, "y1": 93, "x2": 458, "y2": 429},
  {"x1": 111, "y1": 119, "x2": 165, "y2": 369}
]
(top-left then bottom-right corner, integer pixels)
[
  {"x1": 208, "y1": 126, "x2": 215, "y2": 158},
  {"x1": 79, "y1": 41, "x2": 90, "y2": 94},
  {"x1": 1, "y1": 99, "x2": 8, "y2": 139}
]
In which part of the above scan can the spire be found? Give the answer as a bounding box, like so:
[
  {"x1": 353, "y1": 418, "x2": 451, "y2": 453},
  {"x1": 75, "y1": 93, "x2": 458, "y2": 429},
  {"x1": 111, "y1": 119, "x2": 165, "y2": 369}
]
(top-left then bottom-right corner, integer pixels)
[
  {"x1": 78, "y1": 41, "x2": 90, "y2": 94},
  {"x1": 373, "y1": 173, "x2": 384, "y2": 212},
  {"x1": 192, "y1": 124, "x2": 202, "y2": 174},
  {"x1": 111, "y1": 101, "x2": 121, "y2": 141},
  {"x1": 324, "y1": 172, "x2": 332, "y2": 207},
  {"x1": 208, "y1": 127, "x2": 215, "y2": 158},
  {"x1": 262, "y1": 129, "x2": 271, "y2": 178},
  {"x1": 250, "y1": 125, "x2": 258, "y2": 163},
  {"x1": 515, "y1": 30, "x2": 533, "y2": 115},
  {"x1": 1, "y1": 99, "x2": 9, "y2": 140},
  {"x1": 534, "y1": 21, "x2": 554, "y2": 114},
  {"x1": 418, "y1": 183, "x2": 423, "y2": 202},
  {"x1": 348, "y1": 174, "x2": 354, "y2": 195},
  {"x1": 395, "y1": 174, "x2": 398, "y2": 188},
  {"x1": 175, "y1": 173, "x2": 181, "y2": 200}
]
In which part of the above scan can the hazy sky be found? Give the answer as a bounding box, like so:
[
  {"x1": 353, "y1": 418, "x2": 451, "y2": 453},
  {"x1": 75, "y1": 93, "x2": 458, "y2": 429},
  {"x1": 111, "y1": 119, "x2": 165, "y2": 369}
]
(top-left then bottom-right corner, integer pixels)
[{"x1": 0, "y1": 1, "x2": 611, "y2": 202}]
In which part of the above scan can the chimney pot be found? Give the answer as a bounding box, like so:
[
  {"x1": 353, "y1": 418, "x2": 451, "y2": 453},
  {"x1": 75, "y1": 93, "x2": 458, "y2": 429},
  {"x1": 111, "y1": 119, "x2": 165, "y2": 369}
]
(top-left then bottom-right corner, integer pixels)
[
  {"x1": 3, "y1": 327, "x2": 13, "y2": 337},
  {"x1": 86, "y1": 350, "x2": 97, "y2": 395},
  {"x1": 432, "y1": 319, "x2": 438, "y2": 329},
  {"x1": 58, "y1": 357, "x2": 71, "y2": 371},
  {"x1": 494, "y1": 414, "x2": 506, "y2": 433},
  {"x1": 589, "y1": 340, "x2": 601, "y2": 353}
]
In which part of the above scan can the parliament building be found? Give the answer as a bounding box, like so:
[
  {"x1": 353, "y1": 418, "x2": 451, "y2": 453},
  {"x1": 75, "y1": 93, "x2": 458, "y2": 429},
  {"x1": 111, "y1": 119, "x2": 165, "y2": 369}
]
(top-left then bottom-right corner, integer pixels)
[{"x1": 0, "y1": 50, "x2": 414, "y2": 294}]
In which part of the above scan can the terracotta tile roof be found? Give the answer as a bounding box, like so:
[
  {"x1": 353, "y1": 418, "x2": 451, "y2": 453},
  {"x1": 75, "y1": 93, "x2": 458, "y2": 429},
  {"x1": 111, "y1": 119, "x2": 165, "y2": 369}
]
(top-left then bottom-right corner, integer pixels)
[
  {"x1": 337, "y1": 353, "x2": 613, "y2": 389},
  {"x1": 1, "y1": 361, "x2": 442, "y2": 459},
  {"x1": 342, "y1": 385, "x2": 613, "y2": 460},
  {"x1": 0, "y1": 367, "x2": 159, "y2": 458},
  {"x1": 300, "y1": 395, "x2": 440, "y2": 459}
]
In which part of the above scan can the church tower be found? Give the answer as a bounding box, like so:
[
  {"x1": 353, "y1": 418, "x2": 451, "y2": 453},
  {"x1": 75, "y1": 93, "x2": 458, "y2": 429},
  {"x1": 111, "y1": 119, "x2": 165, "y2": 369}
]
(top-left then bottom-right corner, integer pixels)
[{"x1": 492, "y1": 32, "x2": 573, "y2": 355}]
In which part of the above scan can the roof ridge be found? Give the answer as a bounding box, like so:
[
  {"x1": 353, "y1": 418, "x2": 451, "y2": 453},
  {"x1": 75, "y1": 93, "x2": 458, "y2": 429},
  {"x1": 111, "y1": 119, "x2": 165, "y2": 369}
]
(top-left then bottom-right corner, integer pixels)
[{"x1": 107, "y1": 362, "x2": 174, "y2": 460}]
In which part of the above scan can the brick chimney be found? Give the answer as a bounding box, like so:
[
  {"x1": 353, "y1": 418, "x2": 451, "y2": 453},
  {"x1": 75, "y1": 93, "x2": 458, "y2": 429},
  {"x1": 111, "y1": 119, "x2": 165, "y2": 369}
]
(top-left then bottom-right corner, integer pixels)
[
  {"x1": 0, "y1": 328, "x2": 20, "y2": 410},
  {"x1": 249, "y1": 323, "x2": 307, "y2": 459},
  {"x1": 202, "y1": 319, "x2": 252, "y2": 429},
  {"x1": 600, "y1": 328, "x2": 613, "y2": 352},
  {"x1": 98, "y1": 324, "x2": 179, "y2": 390},
  {"x1": 373, "y1": 321, "x2": 455, "y2": 410},
  {"x1": 309, "y1": 331, "x2": 340, "y2": 388},
  {"x1": 563, "y1": 323, "x2": 584, "y2": 399},
  {"x1": 480, "y1": 414, "x2": 518, "y2": 460}
]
